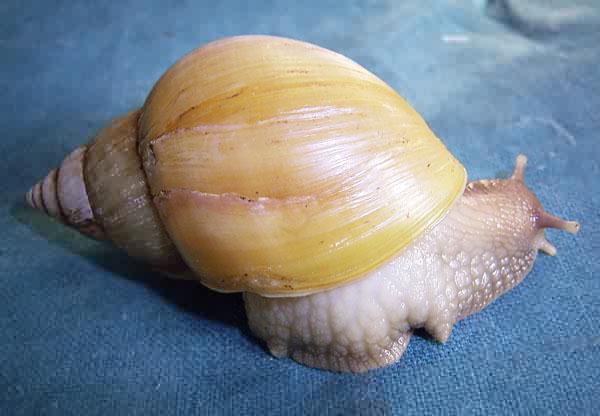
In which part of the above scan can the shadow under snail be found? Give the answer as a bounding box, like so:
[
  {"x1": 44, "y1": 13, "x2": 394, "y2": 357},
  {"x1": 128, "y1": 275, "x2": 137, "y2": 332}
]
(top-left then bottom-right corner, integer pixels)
[{"x1": 26, "y1": 35, "x2": 579, "y2": 372}]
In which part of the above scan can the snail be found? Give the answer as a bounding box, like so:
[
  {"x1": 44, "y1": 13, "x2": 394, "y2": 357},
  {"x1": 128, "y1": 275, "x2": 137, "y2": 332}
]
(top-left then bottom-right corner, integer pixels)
[{"x1": 26, "y1": 35, "x2": 579, "y2": 372}]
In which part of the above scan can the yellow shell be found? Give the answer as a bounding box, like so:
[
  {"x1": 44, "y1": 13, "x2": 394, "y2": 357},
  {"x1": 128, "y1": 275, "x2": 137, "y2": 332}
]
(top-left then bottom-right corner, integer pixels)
[{"x1": 135, "y1": 35, "x2": 466, "y2": 296}]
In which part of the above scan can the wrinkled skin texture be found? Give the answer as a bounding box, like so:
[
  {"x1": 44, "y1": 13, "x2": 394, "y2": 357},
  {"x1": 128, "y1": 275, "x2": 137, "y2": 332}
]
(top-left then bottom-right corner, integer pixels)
[{"x1": 244, "y1": 157, "x2": 578, "y2": 372}]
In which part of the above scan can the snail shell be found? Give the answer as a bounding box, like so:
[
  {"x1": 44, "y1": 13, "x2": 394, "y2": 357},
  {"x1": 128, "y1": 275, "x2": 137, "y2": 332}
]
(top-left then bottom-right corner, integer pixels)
[{"x1": 30, "y1": 35, "x2": 466, "y2": 295}]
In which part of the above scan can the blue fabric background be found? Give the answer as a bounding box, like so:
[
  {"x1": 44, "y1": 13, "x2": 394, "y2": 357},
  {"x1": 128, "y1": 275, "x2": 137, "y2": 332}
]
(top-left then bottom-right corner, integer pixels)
[{"x1": 1, "y1": 0, "x2": 599, "y2": 414}]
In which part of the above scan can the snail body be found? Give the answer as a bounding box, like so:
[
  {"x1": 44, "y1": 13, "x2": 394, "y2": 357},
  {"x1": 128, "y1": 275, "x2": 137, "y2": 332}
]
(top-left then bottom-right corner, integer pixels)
[
  {"x1": 26, "y1": 36, "x2": 578, "y2": 372},
  {"x1": 245, "y1": 161, "x2": 579, "y2": 371}
]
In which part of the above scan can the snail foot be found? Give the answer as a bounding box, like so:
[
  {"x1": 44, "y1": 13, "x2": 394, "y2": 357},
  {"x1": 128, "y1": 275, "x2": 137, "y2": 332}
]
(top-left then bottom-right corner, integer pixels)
[{"x1": 274, "y1": 331, "x2": 413, "y2": 372}]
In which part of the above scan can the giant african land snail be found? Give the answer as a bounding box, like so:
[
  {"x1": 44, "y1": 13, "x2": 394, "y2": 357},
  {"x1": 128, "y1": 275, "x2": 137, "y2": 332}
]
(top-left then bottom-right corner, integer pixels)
[{"x1": 26, "y1": 36, "x2": 579, "y2": 372}]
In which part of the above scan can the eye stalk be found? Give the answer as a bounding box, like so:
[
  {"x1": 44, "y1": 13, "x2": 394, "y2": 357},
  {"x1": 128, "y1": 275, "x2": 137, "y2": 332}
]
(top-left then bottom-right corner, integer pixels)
[
  {"x1": 539, "y1": 211, "x2": 580, "y2": 235},
  {"x1": 510, "y1": 154, "x2": 580, "y2": 256}
]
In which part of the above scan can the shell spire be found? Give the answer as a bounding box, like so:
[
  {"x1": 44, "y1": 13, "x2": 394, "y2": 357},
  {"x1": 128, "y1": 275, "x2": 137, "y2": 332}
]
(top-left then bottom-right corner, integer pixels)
[{"x1": 26, "y1": 146, "x2": 106, "y2": 240}]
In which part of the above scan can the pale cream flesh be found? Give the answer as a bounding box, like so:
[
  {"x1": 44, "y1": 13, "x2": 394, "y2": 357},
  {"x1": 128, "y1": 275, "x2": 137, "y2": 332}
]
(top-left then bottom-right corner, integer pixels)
[{"x1": 244, "y1": 156, "x2": 579, "y2": 372}]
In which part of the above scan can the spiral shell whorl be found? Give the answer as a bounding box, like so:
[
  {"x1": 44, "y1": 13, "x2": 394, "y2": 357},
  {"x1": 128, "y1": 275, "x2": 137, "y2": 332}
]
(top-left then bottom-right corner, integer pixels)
[
  {"x1": 26, "y1": 169, "x2": 61, "y2": 219},
  {"x1": 26, "y1": 146, "x2": 106, "y2": 240}
]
